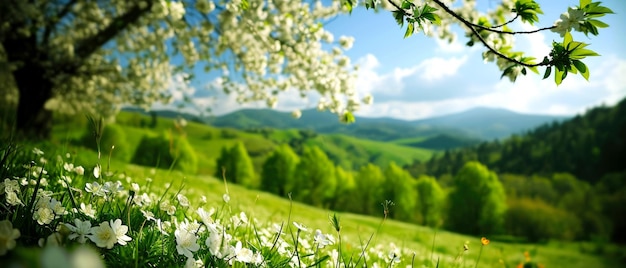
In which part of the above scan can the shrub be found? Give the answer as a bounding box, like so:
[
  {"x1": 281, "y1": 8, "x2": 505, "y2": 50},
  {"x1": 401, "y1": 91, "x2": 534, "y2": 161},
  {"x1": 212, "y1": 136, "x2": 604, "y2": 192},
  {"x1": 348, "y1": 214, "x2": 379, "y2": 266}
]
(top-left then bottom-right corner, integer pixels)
[
  {"x1": 505, "y1": 198, "x2": 582, "y2": 242},
  {"x1": 82, "y1": 124, "x2": 131, "y2": 162},
  {"x1": 131, "y1": 132, "x2": 197, "y2": 174}
]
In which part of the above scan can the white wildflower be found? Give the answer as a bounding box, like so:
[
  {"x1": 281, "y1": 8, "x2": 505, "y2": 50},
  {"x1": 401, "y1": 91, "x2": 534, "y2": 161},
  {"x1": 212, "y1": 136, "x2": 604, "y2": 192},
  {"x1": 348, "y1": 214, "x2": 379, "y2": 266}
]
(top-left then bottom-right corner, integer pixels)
[
  {"x1": 175, "y1": 228, "x2": 200, "y2": 258},
  {"x1": 65, "y1": 219, "x2": 92, "y2": 244}
]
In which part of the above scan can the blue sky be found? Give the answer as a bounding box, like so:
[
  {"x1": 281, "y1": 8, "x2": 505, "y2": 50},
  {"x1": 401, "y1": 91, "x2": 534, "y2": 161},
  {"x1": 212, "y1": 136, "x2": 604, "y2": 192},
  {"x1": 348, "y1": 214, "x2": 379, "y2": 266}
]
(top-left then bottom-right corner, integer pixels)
[{"x1": 176, "y1": 0, "x2": 626, "y2": 120}]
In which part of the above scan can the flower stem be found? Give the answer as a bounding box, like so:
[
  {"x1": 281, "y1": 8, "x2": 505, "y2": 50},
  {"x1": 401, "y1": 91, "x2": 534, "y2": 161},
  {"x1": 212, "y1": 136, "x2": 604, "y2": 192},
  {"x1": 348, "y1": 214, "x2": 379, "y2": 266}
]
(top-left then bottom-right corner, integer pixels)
[{"x1": 475, "y1": 245, "x2": 484, "y2": 268}]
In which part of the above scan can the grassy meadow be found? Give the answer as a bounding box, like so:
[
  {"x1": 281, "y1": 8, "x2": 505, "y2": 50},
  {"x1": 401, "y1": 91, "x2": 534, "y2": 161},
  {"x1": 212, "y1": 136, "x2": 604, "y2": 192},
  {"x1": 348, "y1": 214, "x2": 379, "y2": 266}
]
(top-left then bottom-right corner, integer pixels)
[{"x1": 0, "y1": 111, "x2": 623, "y2": 267}]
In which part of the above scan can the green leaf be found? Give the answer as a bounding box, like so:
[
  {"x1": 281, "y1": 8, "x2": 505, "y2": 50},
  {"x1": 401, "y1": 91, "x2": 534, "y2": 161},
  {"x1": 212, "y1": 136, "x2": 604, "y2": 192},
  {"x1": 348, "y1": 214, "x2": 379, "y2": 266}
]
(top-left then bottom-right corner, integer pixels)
[
  {"x1": 404, "y1": 23, "x2": 414, "y2": 38},
  {"x1": 240, "y1": 0, "x2": 249, "y2": 10},
  {"x1": 392, "y1": 10, "x2": 404, "y2": 26},
  {"x1": 343, "y1": 0, "x2": 354, "y2": 13},
  {"x1": 422, "y1": 4, "x2": 438, "y2": 14},
  {"x1": 572, "y1": 60, "x2": 590, "y2": 80},
  {"x1": 563, "y1": 32, "x2": 573, "y2": 47},
  {"x1": 555, "y1": 68, "x2": 563, "y2": 85},
  {"x1": 570, "y1": 48, "x2": 600, "y2": 58},
  {"x1": 586, "y1": 5, "x2": 614, "y2": 15},
  {"x1": 543, "y1": 66, "x2": 552, "y2": 80},
  {"x1": 521, "y1": 68, "x2": 527, "y2": 75},
  {"x1": 588, "y1": 19, "x2": 609, "y2": 28},
  {"x1": 579, "y1": 0, "x2": 591, "y2": 8},
  {"x1": 342, "y1": 111, "x2": 356, "y2": 124},
  {"x1": 401, "y1": 0, "x2": 412, "y2": 9}
]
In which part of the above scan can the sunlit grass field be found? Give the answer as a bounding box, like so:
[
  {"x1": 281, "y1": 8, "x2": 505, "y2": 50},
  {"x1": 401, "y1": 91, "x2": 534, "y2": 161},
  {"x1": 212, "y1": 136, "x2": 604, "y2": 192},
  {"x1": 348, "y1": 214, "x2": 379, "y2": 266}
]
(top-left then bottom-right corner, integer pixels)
[{"x1": 0, "y1": 118, "x2": 616, "y2": 267}]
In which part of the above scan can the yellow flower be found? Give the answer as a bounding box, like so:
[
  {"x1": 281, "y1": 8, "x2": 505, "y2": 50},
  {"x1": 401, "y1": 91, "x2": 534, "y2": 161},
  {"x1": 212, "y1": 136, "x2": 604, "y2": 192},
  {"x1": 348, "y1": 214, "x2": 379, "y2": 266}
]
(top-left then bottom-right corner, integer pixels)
[
  {"x1": 0, "y1": 220, "x2": 21, "y2": 256},
  {"x1": 481, "y1": 237, "x2": 490, "y2": 246},
  {"x1": 524, "y1": 251, "x2": 531, "y2": 261}
]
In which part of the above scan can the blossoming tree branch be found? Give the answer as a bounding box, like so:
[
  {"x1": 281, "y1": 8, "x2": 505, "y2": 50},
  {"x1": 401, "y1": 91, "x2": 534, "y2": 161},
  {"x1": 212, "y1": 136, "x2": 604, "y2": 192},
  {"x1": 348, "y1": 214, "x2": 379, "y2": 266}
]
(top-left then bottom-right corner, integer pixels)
[
  {"x1": 0, "y1": 0, "x2": 613, "y2": 138},
  {"x1": 351, "y1": 0, "x2": 612, "y2": 83}
]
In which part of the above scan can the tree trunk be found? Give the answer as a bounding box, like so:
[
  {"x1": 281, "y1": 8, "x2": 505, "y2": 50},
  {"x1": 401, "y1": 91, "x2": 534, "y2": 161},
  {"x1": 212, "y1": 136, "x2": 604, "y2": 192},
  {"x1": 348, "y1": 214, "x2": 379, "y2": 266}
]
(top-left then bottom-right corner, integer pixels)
[{"x1": 14, "y1": 62, "x2": 54, "y2": 139}]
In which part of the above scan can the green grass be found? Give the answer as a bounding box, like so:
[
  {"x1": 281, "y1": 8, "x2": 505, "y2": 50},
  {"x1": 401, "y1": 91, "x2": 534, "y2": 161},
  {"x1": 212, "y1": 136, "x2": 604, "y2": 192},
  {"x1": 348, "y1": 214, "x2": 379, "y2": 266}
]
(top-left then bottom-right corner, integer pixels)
[
  {"x1": 2, "y1": 130, "x2": 623, "y2": 267},
  {"x1": 27, "y1": 141, "x2": 623, "y2": 268},
  {"x1": 11, "y1": 112, "x2": 620, "y2": 267}
]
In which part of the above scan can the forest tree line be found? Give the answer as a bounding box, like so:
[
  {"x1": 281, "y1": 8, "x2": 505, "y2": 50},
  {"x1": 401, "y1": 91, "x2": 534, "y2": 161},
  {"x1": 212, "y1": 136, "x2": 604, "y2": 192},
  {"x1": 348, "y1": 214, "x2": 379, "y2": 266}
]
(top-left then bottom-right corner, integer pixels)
[{"x1": 216, "y1": 98, "x2": 626, "y2": 243}]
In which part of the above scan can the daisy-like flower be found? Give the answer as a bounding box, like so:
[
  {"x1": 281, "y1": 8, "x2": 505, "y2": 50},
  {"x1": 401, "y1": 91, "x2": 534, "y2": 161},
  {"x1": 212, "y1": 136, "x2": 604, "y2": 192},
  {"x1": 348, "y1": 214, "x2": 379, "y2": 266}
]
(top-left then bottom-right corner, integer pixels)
[
  {"x1": 206, "y1": 231, "x2": 231, "y2": 258},
  {"x1": 481, "y1": 237, "x2": 490, "y2": 246},
  {"x1": 167, "y1": 205, "x2": 177, "y2": 216},
  {"x1": 63, "y1": 163, "x2": 74, "y2": 172},
  {"x1": 175, "y1": 228, "x2": 200, "y2": 258},
  {"x1": 32, "y1": 148, "x2": 44, "y2": 155},
  {"x1": 131, "y1": 183, "x2": 140, "y2": 192},
  {"x1": 222, "y1": 193, "x2": 230, "y2": 203},
  {"x1": 314, "y1": 229, "x2": 333, "y2": 248},
  {"x1": 110, "y1": 219, "x2": 132, "y2": 245},
  {"x1": 58, "y1": 175, "x2": 72, "y2": 188},
  {"x1": 2, "y1": 178, "x2": 20, "y2": 193},
  {"x1": 89, "y1": 219, "x2": 131, "y2": 249},
  {"x1": 0, "y1": 220, "x2": 20, "y2": 256},
  {"x1": 74, "y1": 166, "x2": 85, "y2": 176},
  {"x1": 66, "y1": 219, "x2": 92, "y2": 244},
  {"x1": 387, "y1": 250, "x2": 401, "y2": 264},
  {"x1": 184, "y1": 257, "x2": 204, "y2": 268},
  {"x1": 197, "y1": 207, "x2": 214, "y2": 225},
  {"x1": 85, "y1": 182, "x2": 107, "y2": 197},
  {"x1": 88, "y1": 221, "x2": 117, "y2": 249},
  {"x1": 153, "y1": 219, "x2": 167, "y2": 235},
  {"x1": 293, "y1": 221, "x2": 307, "y2": 232},
  {"x1": 103, "y1": 181, "x2": 123, "y2": 196},
  {"x1": 177, "y1": 194, "x2": 190, "y2": 207},
  {"x1": 93, "y1": 165, "x2": 101, "y2": 179},
  {"x1": 178, "y1": 219, "x2": 205, "y2": 234},
  {"x1": 6, "y1": 192, "x2": 24, "y2": 206},
  {"x1": 234, "y1": 241, "x2": 254, "y2": 263},
  {"x1": 141, "y1": 210, "x2": 156, "y2": 221},
  {"x1": 80, "y1": 203, "x2": 97, "y2": 219},
  {"x1": 48, "y1": 198, "x2": 68, "y2": 216},
  {"x1": 33, "y1": 207, "x2": 54, "y2": 225},
  {"x1": 134, "y1": 193, "x2": 152, "y2": 207},
  {"x1": 159, "y1": 199, "x2": 171, "y2": 212}
]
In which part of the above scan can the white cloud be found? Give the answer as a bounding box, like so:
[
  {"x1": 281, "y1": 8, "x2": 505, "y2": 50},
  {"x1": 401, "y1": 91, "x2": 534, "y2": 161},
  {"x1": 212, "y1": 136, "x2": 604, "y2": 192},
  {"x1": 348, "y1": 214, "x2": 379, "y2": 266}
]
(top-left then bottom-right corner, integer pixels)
[
  {"x1": 517, "y1": 23, "x2": 551, "y2": 59},
  {"x1": 167, "y1": 73, "x2": 196, "y2": 102},
  {"x1": 419, "y1": 56, "x2": 468, "y2": 81},
  {"x1": 355, "y1": 53, "x2": 468, "y2": 99},
  {"x1": 435, "y1": 36, "x2": 466, "y2": 54},
  {"x1": 356, "y1": 56, "x2": 626, "y2": 120}
]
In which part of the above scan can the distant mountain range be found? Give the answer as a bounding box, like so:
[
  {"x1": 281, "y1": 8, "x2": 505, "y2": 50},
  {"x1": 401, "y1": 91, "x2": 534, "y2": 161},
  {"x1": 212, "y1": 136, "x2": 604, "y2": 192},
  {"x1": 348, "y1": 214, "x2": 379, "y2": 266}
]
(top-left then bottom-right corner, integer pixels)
[{"x1": 127, "y1": 107, "x2": 569, "y2": 143}]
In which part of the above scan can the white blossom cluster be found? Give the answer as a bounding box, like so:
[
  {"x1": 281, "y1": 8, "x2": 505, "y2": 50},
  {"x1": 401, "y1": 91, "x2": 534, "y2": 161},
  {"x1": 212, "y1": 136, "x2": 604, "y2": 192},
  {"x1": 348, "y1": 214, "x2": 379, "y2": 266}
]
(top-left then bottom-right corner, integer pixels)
[{"x1": 5, "y1": 0, "x2": 374, "y2": 120}]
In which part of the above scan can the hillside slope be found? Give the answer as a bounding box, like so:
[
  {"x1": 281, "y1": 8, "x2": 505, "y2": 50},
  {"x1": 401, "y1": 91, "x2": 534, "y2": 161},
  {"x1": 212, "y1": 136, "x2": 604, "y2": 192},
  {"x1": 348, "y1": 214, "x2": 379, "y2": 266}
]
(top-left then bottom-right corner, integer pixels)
[
  {"x1": 411, "y1": 99, "x2": 626, "y2": 183},
  {"x1": 52, "y1": 111, "x2": 433, "y2": 174}
]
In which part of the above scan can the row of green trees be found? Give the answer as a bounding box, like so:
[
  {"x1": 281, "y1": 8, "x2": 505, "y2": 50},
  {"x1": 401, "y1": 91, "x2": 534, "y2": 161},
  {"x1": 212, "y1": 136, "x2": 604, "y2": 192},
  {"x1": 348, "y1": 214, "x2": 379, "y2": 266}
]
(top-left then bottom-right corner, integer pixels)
[
  {"x1": 216, "y1": 140, "x2": 622, "y2": 243},
  {"x1": 216, "y1": 142, "x2": 512, "y2": 237}
]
